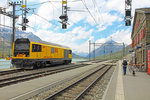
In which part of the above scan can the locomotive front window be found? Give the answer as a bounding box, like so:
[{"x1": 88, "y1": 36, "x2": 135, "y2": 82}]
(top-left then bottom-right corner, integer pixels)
[
  {"x1": 14, "y1": 39, "x2": 30, "y2": 57},
  {"x1": 15, "y1": 43, "x2": 30, "y2": 51}
]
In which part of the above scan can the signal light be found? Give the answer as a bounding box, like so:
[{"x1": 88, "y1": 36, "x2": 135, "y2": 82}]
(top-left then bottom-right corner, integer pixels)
[
  {"x1": 126, "y1": 10, "x2": 131, "y2": 17},
  {"x1": 125, "y1": 20, "x2": 131, "y2": 26},
  {"x1": 23, "y1": 18, "x2": 29, "y2": 23},
  {"x1": 22, "y1": 26, "x2": 26, "y2": 30},
  {"x1": 62, "y1": 24, "x2": 67, "y2": 29}
]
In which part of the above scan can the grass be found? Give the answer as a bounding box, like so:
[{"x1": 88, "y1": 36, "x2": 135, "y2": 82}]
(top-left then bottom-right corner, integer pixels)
[
  {"x1": 91, "y1": 45, "x2": 131, "y2": 60},
  {"x1": 0, "y1": 41, "x2": 11, "y2": 58}
]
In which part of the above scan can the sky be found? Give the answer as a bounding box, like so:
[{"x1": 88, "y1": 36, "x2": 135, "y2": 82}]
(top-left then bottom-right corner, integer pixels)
[{"x1": 0, "y1": 0, "x2": 150, "y2": 55}]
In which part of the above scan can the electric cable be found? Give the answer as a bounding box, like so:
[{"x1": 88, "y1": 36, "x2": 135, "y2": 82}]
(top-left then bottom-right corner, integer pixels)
[
  {"x1": 81, "y1": 0, "x2": 97, "y2": 24},
  {"x1": 28, "y1": 0, "x2": 81, "y2": 6}
]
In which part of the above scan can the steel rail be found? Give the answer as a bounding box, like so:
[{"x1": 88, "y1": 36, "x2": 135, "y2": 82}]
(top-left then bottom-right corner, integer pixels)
[
  {"x1": 0, "y1": 63, "x2": 76, "y2": 76},
  {"x1": 44, "y1": 65, "x2": 108, "y2": 100},
  {"x1": 0, "y1": 64, "x2": 89, "y2": 87},
  {"x1": 0, "y1": 69, "x2": 23, "y2": 76},
  {"x1": 75, "y1": 65, "x2": 112, "y2": 100}
]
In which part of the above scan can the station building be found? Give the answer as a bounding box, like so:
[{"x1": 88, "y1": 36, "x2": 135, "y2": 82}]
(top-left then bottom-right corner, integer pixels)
[{"x1": 131, "y1": 8, "x2": 150, "y2": 74}]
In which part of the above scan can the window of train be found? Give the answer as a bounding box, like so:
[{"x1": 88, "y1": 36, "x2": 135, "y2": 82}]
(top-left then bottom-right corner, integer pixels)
[
  {"x1": 32, "y1": 44, "x2": 41, "y2": 52},
  {"x1": 15, "y1": 43, "x2": 30, "y2": 50},
  {"x1": 51, "y1": 48, "x2": 55, "y2": 53},
  {"x1": 69, "y1": 50, "x2": 72, "y2": 54}
]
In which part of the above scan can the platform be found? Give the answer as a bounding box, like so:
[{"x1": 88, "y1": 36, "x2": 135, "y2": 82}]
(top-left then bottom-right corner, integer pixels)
[{"x1": 103, "y1": 60, "x2": 150, "y2": 100}]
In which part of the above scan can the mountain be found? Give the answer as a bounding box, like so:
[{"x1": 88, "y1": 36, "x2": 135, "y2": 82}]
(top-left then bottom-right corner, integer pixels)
[
  {"x1": 74, "y1": 52, "x2": 88, "y2": 58},
  {"x1": 88, "y1": 40, "x2": 123, "y2": 58},
  {"x1": 0, "y1": 27, "x2": 85, "y2": 58},
  {"x1": 72, "y1": 53, "x2": 85, "y2": 59},
  {"x1": 0, "y1": 27, "x2": 41, "y2": 42}
]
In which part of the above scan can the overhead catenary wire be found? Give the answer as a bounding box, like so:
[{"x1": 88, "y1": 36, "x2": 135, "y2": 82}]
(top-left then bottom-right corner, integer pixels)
[
  {"x1": 33, "y1": 13, "x2": 51, "y2": 23},
  {"x1": 1, "y1": 0, "x2": 100, "y2": 32},
  {"x1": 27, "y1": 0, "x2": 97, "y2": 28},
  {"x1": 81, "y1": 0, "x2": 98, "y2": 24},
  {"x1": 45, "y1": 0, "x2": 84, "y2": 28},
  {"x1": 91, "y1": 0, "x2": 100, "y2": 22},
  {"x1": 32, "y1": 13, "x2": 58, "y2": 27},
  {"x1": 68, "y1": 9, "x2": 87, "y2": 12},
  {"x1": 94, "y1": 0, "x2": 104, "y2": 24},
  {"x1": 48, "y1": 0, "x2": 58, "y2": 27},
  {"x1": 28, "y1": 0, "x2": 81, "y2": 6}
]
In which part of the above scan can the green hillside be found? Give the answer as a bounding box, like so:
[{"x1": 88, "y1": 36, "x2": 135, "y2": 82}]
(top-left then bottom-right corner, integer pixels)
[
  {"x1": 0, "y1": 41, "x2": 11, "y2": 58},
  {"x1": 72, "y1": 53, "x2": 86, "y2": 59},
  {"x1": 94, "y1": 45, "x2": 131, "y2": 60}
]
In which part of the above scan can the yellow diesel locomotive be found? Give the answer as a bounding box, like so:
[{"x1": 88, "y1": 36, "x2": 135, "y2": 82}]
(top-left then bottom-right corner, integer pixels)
[{"x1": 11, "y1": 38, "x2": 72, "y2": 69}]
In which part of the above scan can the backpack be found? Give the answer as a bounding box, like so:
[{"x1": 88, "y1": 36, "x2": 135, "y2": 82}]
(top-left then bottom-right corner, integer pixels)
[{"x1": 123, "y1": 60, "x2": 127, "y2": 65}]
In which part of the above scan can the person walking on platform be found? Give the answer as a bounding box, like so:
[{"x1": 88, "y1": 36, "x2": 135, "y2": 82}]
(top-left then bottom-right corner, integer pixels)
[
  {"x1": 128, "y1": 60, "x2": 136, "y2": 76},
  {"x1": 132, "y1": 64, "x2": 136, "y2": 76},
  {"x1": 122, "y1": 59, "x2": 128, "y2": 75}
]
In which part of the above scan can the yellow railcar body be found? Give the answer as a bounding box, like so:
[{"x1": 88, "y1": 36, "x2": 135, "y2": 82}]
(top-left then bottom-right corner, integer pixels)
[
  {"x1": 12, "y1": 38, "x2": 72, "y2": 68},
  {"x1": 12, "y1": 41, "x2": 72, "y2": 59}
]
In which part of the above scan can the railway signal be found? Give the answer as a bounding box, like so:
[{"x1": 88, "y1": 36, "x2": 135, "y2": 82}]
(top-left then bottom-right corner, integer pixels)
[
  {"x1": 22, "y1": 0, "x2": 28, "y2": 30},
  {"x1": 125, "y1": 0, "x2": 132, "y2": 26},
  {"x1": 22, "y1": 17, "x2": 29, "y2": 30},
  {"x1": 59, "y1": 0, "x2": 68, "y2": 29}
]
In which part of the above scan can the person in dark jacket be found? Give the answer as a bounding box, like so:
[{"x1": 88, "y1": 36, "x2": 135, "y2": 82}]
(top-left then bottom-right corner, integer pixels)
[{"x1": 122, "y1": 59, "x2": 128, "y2": 75}]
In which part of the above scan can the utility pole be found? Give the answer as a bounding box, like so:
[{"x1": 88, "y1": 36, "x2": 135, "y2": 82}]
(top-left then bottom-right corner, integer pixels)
[
  {"x1": 104, "y1": 45, "x2": 105, "y2": 60},
  {"x1": 2, "y1": 8, "x2": 6, "y2": 58},
  {"x1": 89, "y1": 40, "x2": 91, "y2": 61},
  {"x1": 123, "y1": 43, "x2": 125, "y2": 57},
  {"x1": 110, "y1": 36, "x2": 112, "y2": 59},
  {"x1": 12, "y1": 4, "x2": 15, "y2": 43},
  {"x1": 93, "y1": 42, "x2": 95, "y2": 60},
  {"x1": 9, "y1": 2, "x2": 21, "y2": 46},
  {"x1": 0, "y1": 2, "x2": 21, "y2": 57},
  {"x1": 89, "y1": 40, "x2": 123, "y2": 61}
]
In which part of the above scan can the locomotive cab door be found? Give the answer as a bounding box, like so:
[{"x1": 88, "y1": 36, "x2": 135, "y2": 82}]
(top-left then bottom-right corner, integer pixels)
[{"x1": 64, "y1": 50, "x2": 68, "y2": 59}]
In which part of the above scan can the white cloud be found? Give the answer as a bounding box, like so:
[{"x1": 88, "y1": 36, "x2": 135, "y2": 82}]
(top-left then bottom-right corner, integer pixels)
[
  {"x1": 0, "y1": 0, "x2": 8, "y2": 8},
  {"x1": 33, "y1": 26, "x2": 94, "y2": 53},
  {"x1": 105, "y1": 0, "x2": 124, "y2": 14},
  {"x1": 95, "y1": 28, "x2": 131, "y2": 45},
  {"x1": 110, "y1": 28, "x2": 132, "y2": 44},
  {"x1": 27, "y1": 14, "x2": 52, "y2": 30},
  {"x1": 0, "y1": 15, "x2": 12, "y2": 27},
  {"x1": 37, "y1": 3, "x2": 58, "y2": 21},
  {"x1": 71, "y1": 26, "x2": 93, "y2": 41},
  {"x1": 1, "y1": 0, "x2": 150, "y2": 54},
  {"x1": 95, "y1": 38, "x2": 107, "y2": 44},
  {"x1": 27, "y1": 0, "x2": 146, "y2": 54},
  {"x1": 97, "y1": 24, "x2": 106, "y2": 32},
  {"x1": 28, "y1": 0, "x2": 40, "y2": 2}
]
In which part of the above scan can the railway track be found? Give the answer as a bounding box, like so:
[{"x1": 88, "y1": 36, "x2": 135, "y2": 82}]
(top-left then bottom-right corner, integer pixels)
[
  {"x1": 44, "y1": 64, "x2": 112, "y2": 100},
  {"x1": 0, "y1": 64, "x2": 90, "y2": 88},
  {"x1": 0, "y1": 69, "x2": 23, "y2": 76},
  {"x1": 0, "y1": 64, "x2": 77, "y2": 76}
]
